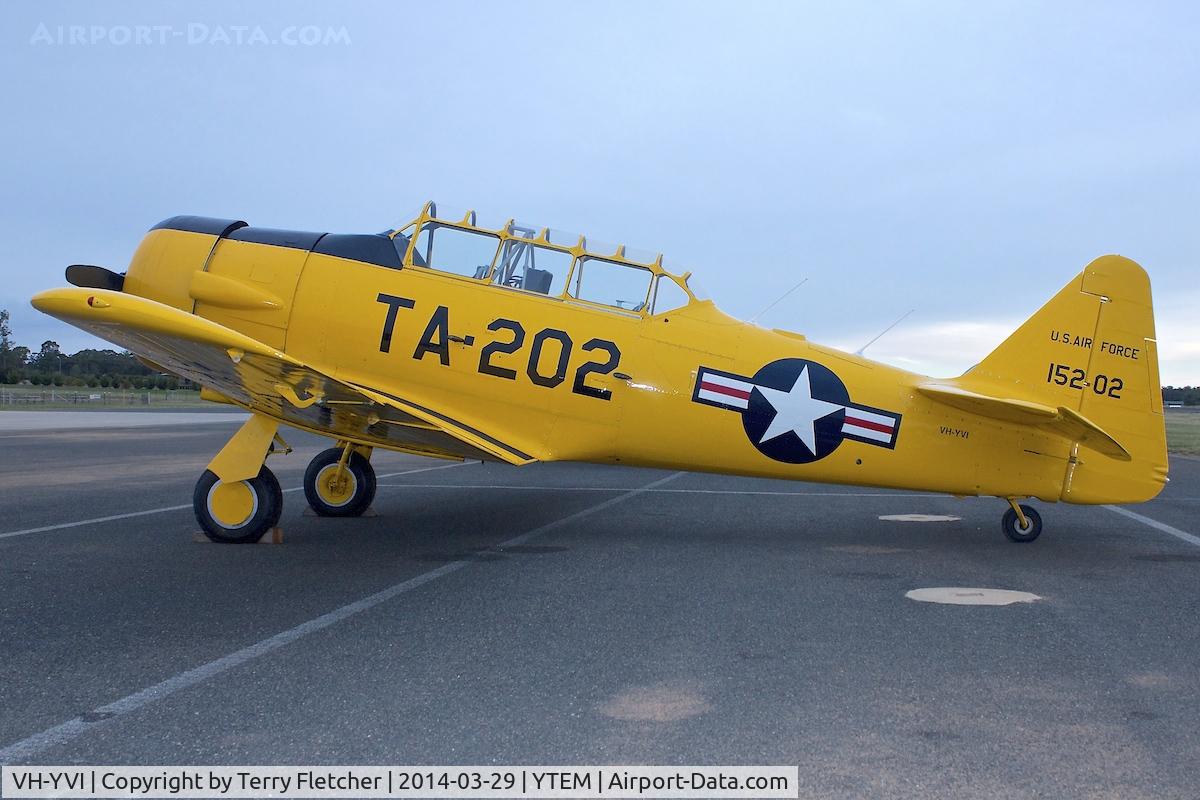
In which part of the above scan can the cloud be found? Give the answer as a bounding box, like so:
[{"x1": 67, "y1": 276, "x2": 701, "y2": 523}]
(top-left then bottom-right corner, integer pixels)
[
  {"x1": 828, "y1": 320, "x2": 1018, "y2": 380},
  {"x1": 1155, "y1": 292, "x2": 1200, "y2": 385},
  {"x1": 828, "y1": 303, "x2": 1200, "y2": 386}
]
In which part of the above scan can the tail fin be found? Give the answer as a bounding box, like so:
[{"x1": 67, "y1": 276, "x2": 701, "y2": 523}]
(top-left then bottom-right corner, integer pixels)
[{"x1": 961, "y1": 255, "x2": 1168, "y2": 503}]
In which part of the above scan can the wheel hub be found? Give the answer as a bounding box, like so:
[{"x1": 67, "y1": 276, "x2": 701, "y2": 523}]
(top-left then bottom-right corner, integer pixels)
[
  {"x1": 315, "y1": 464, "x2": 357, "y2": 507},
  {"x1": 207, "y1": 480, "x2": 258, "y2": 528}
]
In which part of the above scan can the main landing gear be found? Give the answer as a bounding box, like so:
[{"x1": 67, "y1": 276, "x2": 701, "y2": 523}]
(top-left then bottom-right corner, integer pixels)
[
  {"x1": 303, "y1": 445, "x2": 377, "y2": 517},
  {"x1": 193, "y1": 413, "x2": 376, "y2": 543},
  {"x1": 1001, "y1": 498, "x2": 1042, "y2": 543},
  {"x1": 193, "y1": 415, "x2": 286, "y2": 543},
  {"x1": 194, "y1": 466, "x2": 283, "y2": 544}
]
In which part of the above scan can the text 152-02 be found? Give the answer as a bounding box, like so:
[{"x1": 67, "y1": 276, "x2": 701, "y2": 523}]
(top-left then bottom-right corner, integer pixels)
[{"x1": 1046, "y1": 362, "x2": 1123, "y2": 398}]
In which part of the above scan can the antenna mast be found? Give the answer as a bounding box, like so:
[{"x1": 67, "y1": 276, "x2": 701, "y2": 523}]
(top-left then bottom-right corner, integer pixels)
[
  {"x1": 855, "y1": 309, "x2": 915, "y2": 356},
  {"x1": 748, "y1": 278, "x2": 808, "y2": 324}
]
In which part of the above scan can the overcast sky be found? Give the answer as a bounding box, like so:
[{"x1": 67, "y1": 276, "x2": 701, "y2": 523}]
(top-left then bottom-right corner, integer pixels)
[{"x1": 2, "y1": 0, "x2": 1197, "y2": 383}]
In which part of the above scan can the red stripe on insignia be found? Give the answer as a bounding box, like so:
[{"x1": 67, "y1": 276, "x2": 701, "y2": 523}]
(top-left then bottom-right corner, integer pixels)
[
  {"x1": 844, "y1": 416, "x2": 894, "y2": 434},
  {"x1": 700, "y1": 381, "x2": 751, "y2": 400}
]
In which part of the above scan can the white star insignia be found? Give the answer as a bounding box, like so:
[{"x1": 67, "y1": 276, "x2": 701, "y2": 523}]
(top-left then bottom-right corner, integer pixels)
[{"x1": 755, "y1": 365, "x2": 845, "y2": 454}]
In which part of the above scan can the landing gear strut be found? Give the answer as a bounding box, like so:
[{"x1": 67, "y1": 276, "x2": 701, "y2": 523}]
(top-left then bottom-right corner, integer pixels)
[
  {"x1": 1002, "y1": 499, "x2": 1042, "y2": 543},
  {"x1": 193, "y1": 414, "x2": 285, "y2": 543},
  {"x1": 304, "y1": 444, "x2": 377, "y2": 517}
]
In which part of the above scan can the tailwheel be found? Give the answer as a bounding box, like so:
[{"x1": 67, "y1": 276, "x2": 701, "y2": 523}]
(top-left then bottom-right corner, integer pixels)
[
  {"x1": 194, "y1": 466, "x2": 283, "y2": 543},
  {"x1": 1002, "y1": 501, "x2": 1042, "y2": 543},
  {"x1": 304, "y1": 446, "x2": 377, "y2": 517}
]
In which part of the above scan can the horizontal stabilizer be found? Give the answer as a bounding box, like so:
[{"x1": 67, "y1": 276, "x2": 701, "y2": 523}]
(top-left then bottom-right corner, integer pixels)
[{"x1": 917, "y1": 382, "x2": 1131, "y2": 461}]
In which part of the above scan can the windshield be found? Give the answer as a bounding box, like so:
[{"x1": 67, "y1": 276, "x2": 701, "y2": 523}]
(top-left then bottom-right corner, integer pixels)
[{"x1": 412, "y1": 222, "x2": 499, "y2": 278}]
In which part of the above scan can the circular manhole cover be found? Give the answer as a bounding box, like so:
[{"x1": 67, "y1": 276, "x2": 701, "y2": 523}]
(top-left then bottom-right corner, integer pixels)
[{"x1": 905, "y1": 587, "x2": 1041, "y2": 606}]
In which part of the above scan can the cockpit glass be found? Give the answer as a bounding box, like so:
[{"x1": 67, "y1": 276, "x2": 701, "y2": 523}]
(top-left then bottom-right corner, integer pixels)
[
  {"x1": 412, "y1": 222, "x2": 499, "y2": 278},
  {"x1": 651, "y1": 275, "x2": 691, "y2": 314},
  {"x1": 663, "y1": 257, "x2": 708, "y2": 301},
  {"x1": 621, "y1": 245, "x2": 659, "y2": 266},
  {"x1": 491, "y1": 236, "x2": 573, "y2": 296},
  {"x1": 546, "y1": 228, "x2": 581, "y2": 248},
  {"x1": 683, "y1": 273, "x2": 710, "y2": 300},
  {"x1": 583, "y1": 238, "x2": 620, "y2": 257},
  {"x1": 570, "y1": 257, "x2": 653, "y2": 312},
  {"x1": 394, "y1": 204, "x2": 696, "y2": 311},
  {"x1": 428, "y1": 203, "x2": 472, "y2": 225}
]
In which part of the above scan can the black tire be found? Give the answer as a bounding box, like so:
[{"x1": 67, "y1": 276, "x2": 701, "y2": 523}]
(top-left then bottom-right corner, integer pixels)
[
  {"x1": 303, "y1": 447, "x2": 377, "y2": 517},
  {"x1": 193, "y1": 466, "x2": 283, "y2": 544},
  {"x1": 1002, "y1": 504, "x2": 1042, "y2": 543}
]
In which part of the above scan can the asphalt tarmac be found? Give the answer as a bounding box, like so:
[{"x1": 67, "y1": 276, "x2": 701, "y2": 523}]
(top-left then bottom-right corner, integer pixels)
[{"x1": 1, "y1": 414, "x2": 1198, "y2": 799}]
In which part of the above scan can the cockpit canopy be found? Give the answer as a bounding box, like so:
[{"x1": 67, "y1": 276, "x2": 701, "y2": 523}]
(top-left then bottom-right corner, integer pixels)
[{"x1": 386, "y1": 202, "x2": 698, "y2": 316}]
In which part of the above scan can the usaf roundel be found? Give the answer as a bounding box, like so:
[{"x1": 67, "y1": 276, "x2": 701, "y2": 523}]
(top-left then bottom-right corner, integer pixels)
[{"x1": 692, "y1": 358, "x2": 901, "y2": 464}]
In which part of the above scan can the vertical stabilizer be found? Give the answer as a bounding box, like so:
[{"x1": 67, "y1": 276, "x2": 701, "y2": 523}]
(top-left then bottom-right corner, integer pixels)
[{"x1": 961, "y1": 255, "x2": 1167, "y2": 503}]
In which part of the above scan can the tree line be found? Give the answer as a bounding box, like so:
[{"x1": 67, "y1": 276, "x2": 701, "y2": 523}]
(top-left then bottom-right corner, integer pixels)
[
  {"x1": 1163, "y1": 386, "x2": 1200, "y2": 406},
  {"x1": 0, "y1": 309, "x2": 186, "y2": 389}
]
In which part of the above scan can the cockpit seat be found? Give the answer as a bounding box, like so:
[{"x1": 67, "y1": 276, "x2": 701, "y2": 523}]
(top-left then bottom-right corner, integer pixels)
[{"x1": 524, "y1": 267, "x2": 553, "y2": 295}]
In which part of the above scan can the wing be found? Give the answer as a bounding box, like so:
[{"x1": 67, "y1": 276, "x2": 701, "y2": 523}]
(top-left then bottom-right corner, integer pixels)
[
  {"x1": 32, "y1": 287, "x2": 540, "y2": 465},
  {"x1": 917, "y1": 382, "x2": 1131, "y2": 461}
]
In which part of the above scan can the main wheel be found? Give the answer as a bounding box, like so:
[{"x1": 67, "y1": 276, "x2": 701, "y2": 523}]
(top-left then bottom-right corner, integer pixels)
[
  {"x1": 1002, "y1": 504, "x2": 1042, "y2": 543},
  {"x1": 194, "y1": 466, "x2": 282, "y2": 544},
  {"x1": 303, "y1": 447, "x2": 377, "y2": 517}
]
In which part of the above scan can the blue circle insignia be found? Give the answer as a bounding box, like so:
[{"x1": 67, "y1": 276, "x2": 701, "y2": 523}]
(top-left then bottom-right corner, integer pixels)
[{"x1": 741, "y1": 358, "x2": 850, "y2": 464}]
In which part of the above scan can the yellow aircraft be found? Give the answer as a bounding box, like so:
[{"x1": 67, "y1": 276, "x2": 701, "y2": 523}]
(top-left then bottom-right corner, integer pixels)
[{"x1": 32, "y1": 202, "x2": 1168, "y2": 544}]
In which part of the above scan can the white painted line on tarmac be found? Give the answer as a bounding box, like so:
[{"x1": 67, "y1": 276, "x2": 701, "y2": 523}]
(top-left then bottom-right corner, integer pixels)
[
  {"x1": 878, "y1": 514, "x2": 961, "y2": 522},
  {"x1": 0, "y1": 462, "x2": 469, "y2": 541},
  {"x1": 0, "y1": 411, "x2": 249, "y2": 433},
  {"x1": 377, "y1": 483, "x2": 943, "y2": 497},
  {"x1": 378, "y1": 484, "x2": 617, "y2": 492},
  {"x1": 0, "y1": 505, "x2": 193, "y2": 540},
  {"x1": 0, "y1": 470, "x2": 683, "y2": 764},
  {"x1": 1104, "y1": 504, "x2": 1200, "y2": 547}
]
